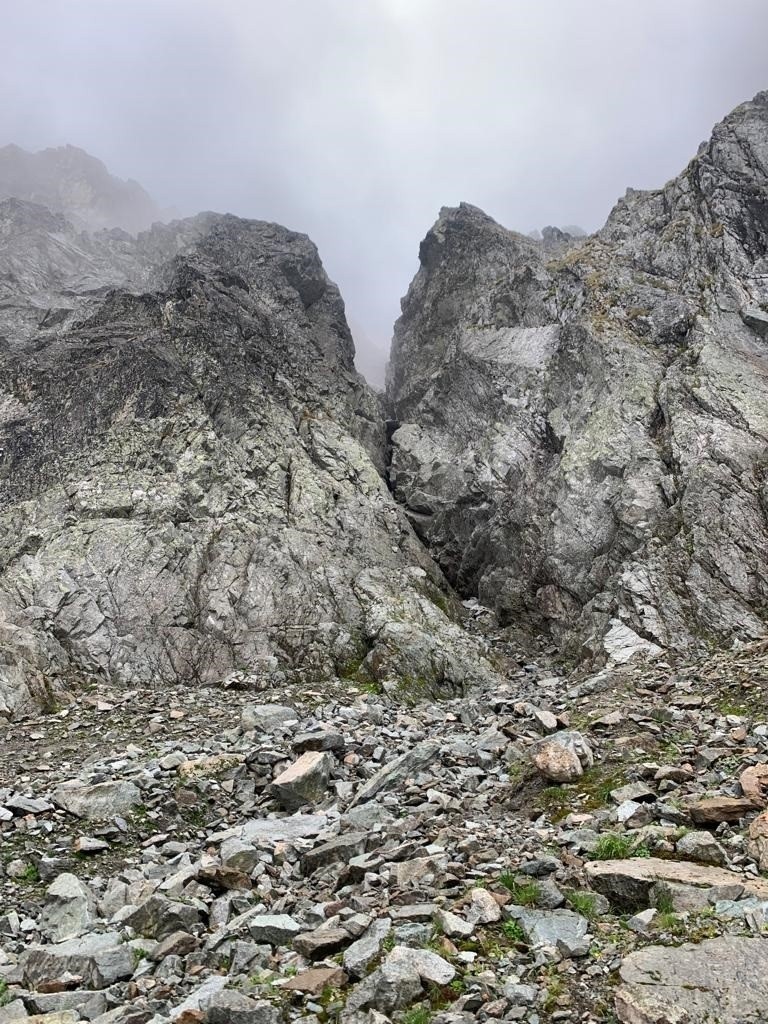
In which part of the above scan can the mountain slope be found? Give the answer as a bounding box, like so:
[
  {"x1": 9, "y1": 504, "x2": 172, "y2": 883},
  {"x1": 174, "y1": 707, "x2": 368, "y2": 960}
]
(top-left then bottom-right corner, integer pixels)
[
  {"x1": 0, "y1": 144, "x2": 163, "y2": 233},
  {"x1": 388, "y1": 91, "x2": 768, "y2": 664},
  {"x1": 0, "y1": 203, "x2": 495, "y2": 717}
]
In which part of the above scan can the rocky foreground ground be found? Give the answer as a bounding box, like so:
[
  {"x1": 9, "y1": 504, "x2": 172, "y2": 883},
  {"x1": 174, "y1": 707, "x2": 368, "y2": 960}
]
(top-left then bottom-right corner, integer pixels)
[{"x1": 2, "y1": 621, "x2": 768, "y2": 1024}]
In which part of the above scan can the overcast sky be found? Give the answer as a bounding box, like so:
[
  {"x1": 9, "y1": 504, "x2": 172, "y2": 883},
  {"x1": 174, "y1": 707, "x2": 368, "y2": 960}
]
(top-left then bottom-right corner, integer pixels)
[{"x1": 3, "y1": 0, "x2": 767, "y2": 383}]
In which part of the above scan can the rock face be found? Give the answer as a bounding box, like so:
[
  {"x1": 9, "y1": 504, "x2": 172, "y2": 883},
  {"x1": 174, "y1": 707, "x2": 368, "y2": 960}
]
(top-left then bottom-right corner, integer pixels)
[
  {"x1": 0, "y1": 198, "x2": 495, "y2": 717},
  {"x1": 615, "y1": 936, "x2": 768, "y2": 1023},
  {"x1": 388, "y1": 90, "x2": 768, "y2": 663},
  {"x1": 0, "y1": 144, "x2": 163, "y2": 233}
]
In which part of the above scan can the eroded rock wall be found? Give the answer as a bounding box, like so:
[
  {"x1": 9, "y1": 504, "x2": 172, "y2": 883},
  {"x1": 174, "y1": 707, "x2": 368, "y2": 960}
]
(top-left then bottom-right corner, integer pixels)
[
  {"x1": 0, "y1": 203, "x2": 495, "y2": 716},
  {"x1": 388, "y1": 91, "x2": 768, "y2": 663}
]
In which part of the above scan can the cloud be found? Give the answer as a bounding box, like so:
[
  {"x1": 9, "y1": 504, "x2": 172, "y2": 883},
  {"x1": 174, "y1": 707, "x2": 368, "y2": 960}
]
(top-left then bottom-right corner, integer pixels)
[{"x1": 2, "y1": 0, "x2": 767, "y2": 382}]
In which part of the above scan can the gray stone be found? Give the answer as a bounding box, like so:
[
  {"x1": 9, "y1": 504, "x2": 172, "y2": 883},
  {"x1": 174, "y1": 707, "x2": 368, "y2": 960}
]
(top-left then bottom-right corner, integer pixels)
[
  {"x1": 40, "y1": 873, "x2": 97, "y2": 942},
  {"x1": 25, "y1": 991, "x2": 108, "y2": 1021},
  {"x1": 123, "y1": 894, "x2": 201, "y2": 939},
  {"x1": 301, "y1": 832, "x2": 367, "y2": 875},
  {"x1": 269, "y1": 751, "x2": 333, "y2": 811},
  {"x1": 343, "y1": 917, "x2": 392, "y2": 978},
  {"x1": 51, "y1": 781, "x2": 140, "y2": 821},
  {"x1": 509, "y1": 908, "x2": 590, "y2": 957},
  {"x1": 502, "y1": 983, "x2": 539, "y2": 1007},
  {"x1": 350, "y1": 741, "x2": 440, "y2": 805},
  {"x1": 239, "y1": 814, "x2": 328, "y2": 846},
  {"x1": 676, "y1": 830, "x2": 727, "y2": 866},
  {"x1": 240, "y1": 705, "x2": 297, "y2": 734},
  {"x1": 20, "y1": 931, "x2": 134, "y2": 989},
  {"x1": 615, "y1": 936, "x2": 768, "y2": 1023},
  {"x1": 243, "y1": 914, "x2": 301, "y2": 946},
  {"x1": 205, "y1": 990, "x2": 281, "y2": 1024},
  {"x1": 585, "y1": 856, "x2": 768, "y2": 910},
  {"x1": 741, "y1": 305, "x2": 768, "y2": 339}
]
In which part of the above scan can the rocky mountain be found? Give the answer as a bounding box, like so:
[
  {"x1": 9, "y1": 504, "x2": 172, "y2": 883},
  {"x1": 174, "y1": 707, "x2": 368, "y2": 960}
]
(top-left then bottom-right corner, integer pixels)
[
  {"x1": 0, "y1": 199, "x2": 495, "y2": 717},
  {"x1": 0, "y1": 144, "x2": 162, "y2": 233},
  {"x1": 388, "y1": 90, "x2": 768, "y2": 666},
  {"x1": 2, "y1": 93, "x2": 768, "y2": 1024}
]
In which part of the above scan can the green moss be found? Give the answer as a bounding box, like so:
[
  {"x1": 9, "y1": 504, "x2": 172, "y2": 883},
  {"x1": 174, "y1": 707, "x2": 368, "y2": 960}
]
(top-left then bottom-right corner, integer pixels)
[
  {"x1": 590, "y1": 833, "x2": 650, "y2": 860},
  {"x1": 566, "y1": 890, "x2": 600, "y2": 921},
  {"x1": 498, "y1": 874, "x2": 540, "y2": 906},
  {"x1": 501, "y1": 919, "x2": 527, "y2": 944},
  {"x1": 402, "y1": 1008, "x2": 432, "y2": 1024}
]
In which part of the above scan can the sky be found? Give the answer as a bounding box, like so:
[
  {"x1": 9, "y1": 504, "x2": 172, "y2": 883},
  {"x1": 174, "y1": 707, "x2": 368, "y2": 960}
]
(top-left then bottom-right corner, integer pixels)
[{"x1": 2, "y1": 1, "x2": 767, "y2": 384}]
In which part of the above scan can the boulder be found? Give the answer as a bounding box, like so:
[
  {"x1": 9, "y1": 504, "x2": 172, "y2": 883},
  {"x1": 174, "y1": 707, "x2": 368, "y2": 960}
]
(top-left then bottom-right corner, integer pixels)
[
  {"x1": 615, "y1": 936, "x2": 768, "y2": 1023},
  {"x1": 51, "y1": 781, "x2": 141, "y2": 821},
  {"x1": 269, "y1": 751, "x2": 333, "y2": 810},
  {"x1": 585, "y1": 856, "x2": 768, "y2": 910},
  {"x1": 40, "y1": 873, "x2": 97, "y2": 942},
  {"x1": 529, "y1": 731, "x2": 594, "y2": 782},
  {"x1": 20, "y1": 932, "x2": 134, "y2": 990}
]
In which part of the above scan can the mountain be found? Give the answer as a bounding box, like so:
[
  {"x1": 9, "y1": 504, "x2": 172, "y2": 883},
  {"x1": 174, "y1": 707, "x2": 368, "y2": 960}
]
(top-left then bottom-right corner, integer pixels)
[
  {"x1": 2, "y1": 92, "x2": 768, "y2": 718},
  {"x1": 388, "y1": 90, "x2": 768, "y2": 664},
  {"x1": 0, "y1": 143, "x2": 163, "y2": 233},
  {"x1": 0, "y1": 201, "x2": 495, "y2": 717}
]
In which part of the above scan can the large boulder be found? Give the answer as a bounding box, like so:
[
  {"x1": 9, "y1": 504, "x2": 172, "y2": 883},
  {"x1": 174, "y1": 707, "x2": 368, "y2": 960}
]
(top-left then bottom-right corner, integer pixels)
[{"x1": 615, "y1": 936, "x2": 768, "y2": 1023}]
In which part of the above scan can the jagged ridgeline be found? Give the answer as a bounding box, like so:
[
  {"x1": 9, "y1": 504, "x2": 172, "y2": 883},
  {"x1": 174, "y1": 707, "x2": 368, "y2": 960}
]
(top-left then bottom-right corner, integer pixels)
[
  {"x1": 388, "y1": 90, "x2": 768, "y2": 664},
  {"x1": 0, "y1": 204, "x2": 497, "y2": 717},
  {"x1": 2, "y1": 91, "x2": 768, "y2": 718}
]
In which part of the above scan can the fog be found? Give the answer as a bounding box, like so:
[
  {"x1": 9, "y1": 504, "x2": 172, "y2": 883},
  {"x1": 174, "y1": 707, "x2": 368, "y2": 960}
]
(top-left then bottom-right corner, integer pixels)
[{"x1": 2, "y1": 0, "x2": 767, "y2": 383}]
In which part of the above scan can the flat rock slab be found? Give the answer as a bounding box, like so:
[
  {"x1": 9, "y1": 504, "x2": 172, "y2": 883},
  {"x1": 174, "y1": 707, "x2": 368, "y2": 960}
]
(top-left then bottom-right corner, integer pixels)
[
  {"x1": 615, "y1": 936, "x2": 768, "y2": 1023},
  {"x1": 239, "y1": 813, "x2": 327, "y2": 846},
  {"x1": 51, "y1": 780, "x2": 140, "y2": 820},
  {"x1": 586, "y1": 857, "x2": 768, "y2": 910},
  {"x1": 20, "y1": 931, "x2": 134, "y2": 990},
  {"x1": 350, "y1": 740, "x2": 440, "y2": 805}
]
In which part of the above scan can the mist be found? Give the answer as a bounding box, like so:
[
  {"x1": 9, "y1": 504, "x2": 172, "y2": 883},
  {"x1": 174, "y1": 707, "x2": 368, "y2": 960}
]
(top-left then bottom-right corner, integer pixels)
[{"x1": 2, "y1": 0, "x2": 767, "y2": 383}]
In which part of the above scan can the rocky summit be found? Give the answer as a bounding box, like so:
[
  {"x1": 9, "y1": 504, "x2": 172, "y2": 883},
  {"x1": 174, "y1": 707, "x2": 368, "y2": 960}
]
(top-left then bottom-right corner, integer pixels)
[
  {"x1": 1, "y1": 92, "x2": 768, "y2": 1024},
  {"x1": 388, "y1": 89, "x2": 768, "y2": 665}
]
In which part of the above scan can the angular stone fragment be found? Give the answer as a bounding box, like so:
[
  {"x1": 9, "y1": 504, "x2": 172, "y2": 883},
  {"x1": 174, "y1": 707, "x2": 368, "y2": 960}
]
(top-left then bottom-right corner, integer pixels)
[
  {"x1": 676, "y1": 830, "x2": 727, "y2": 866},
  {"x1": 40, "y1": 873, "x2": 97, "y2": 942},
  {"x1": 293, "y1": 927, "x2": 349, "y2": 959},
  {"x1": 239, "y1": 814, "x2": 327, "y2": 846},
  {"x1": 585, "y1": 856, "x2": 768, "y2": 910},
  {"x1": 689, "y1": 796, "x2": 757, "y2": 824},
  {"x1": 466, "y1": 887, "x2": 502, "y2": 924},
  {"x1": 20, "y1": 932, "x2": 134, "y2": 990},
  {"x1": 300, "y1": 832, "x2": 367, "y2": 876},
  {"x1": 52, "y1": 781, "x2": 141, "y2": 820},
  {"x1": 350, "y1": 741, "x2": 440, "y2": 805},
  {"x1": 386, "y1": 945, "x2": 456, "y2": 984},
  {"x1": 615, "y1": 936, "x2": 768, "y2": 1023},
  {"x1": 243, "y1": 914, "x2": 301, "y2": 945},
  {"x1": 292, "y1": 730, "x2": 345, "y2": 753},
  {"x1": 741, "y1": 305, "x2": 768, "y2": 339},
  {"x1": 343, "y1": 917, "x2": 392, "y2": 978},
  {"x1": 123, "y1": 894, "x2": 201, "y2": 939},
  {"x1": 281, "y1": 966, "x2": 348, "y2": 995},
  {"x1": 269, "y1": 750, "x2": 333, "y2": 811},
  {"x1": 431, "y1": 907, "x2": 470, "y2": 938},
  {"x1": 204, "y1": 990, "x2": 281, "y2": 1024},
  {"x1": 529, "y1": 730, "x2": 593, "y2": 782},
  {"x1": 508, "y1": 907, "x2": 590, "y2": 957},
  {"x1": 240, "y1": 705, "x2": 297, "y2": 734}
]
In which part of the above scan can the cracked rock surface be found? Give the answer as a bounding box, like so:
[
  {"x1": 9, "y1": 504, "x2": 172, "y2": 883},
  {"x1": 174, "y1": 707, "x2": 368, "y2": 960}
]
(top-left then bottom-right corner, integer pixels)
[{"x1": 388, "y1": 90, "x2": 768, "y2": 664}]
